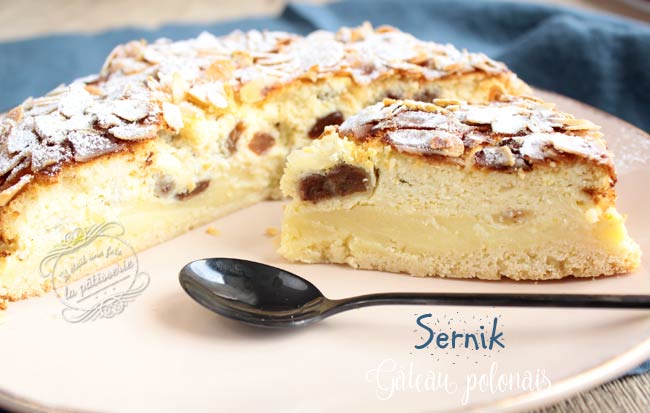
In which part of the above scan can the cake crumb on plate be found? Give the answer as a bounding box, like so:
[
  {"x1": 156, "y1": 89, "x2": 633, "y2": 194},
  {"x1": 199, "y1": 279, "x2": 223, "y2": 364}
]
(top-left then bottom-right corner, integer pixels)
[
  {"x1": 265, "y1": 227, "x2": 279, "y2": 237},
  {"x1": 206, "y1": 226, "x2": 220, "y2": 236}
]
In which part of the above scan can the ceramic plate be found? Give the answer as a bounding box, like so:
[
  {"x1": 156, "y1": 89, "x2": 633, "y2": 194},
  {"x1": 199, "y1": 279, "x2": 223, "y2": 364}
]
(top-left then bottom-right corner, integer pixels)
[{"x1": 0, "y1": 90, "x2": 648, "y2": 413}]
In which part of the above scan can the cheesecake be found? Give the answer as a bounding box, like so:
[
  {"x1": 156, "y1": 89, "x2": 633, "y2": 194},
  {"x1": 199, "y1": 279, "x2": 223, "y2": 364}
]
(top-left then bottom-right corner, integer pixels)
[
  {"x1": 279, "y1": 97, "x2": 641, "y2": 280},
  {"x1": 0, "y1": 24, "x2": 530, "y2": 308}
]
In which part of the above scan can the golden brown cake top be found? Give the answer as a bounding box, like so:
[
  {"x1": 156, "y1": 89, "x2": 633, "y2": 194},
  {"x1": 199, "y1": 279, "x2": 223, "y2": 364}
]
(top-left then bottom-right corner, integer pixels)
[
  {"x1": 337, "y1": 96, "x2": 612, "y2": 172},
  {"x1": 0, "y1": 24, "x2": 514, "y2": 206}
]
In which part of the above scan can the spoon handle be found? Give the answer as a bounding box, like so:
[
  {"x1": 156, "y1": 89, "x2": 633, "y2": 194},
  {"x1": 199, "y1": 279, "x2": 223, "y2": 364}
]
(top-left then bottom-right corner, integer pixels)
[{"x1": 329, "y1": 293, "x2": 650, "y2": 313}]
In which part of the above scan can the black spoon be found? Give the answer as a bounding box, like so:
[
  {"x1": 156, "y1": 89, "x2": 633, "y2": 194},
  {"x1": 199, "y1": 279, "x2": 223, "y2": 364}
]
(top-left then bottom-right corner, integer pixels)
[{"x1": 179, "y1": 258, "x2": 650, "y2": 328}]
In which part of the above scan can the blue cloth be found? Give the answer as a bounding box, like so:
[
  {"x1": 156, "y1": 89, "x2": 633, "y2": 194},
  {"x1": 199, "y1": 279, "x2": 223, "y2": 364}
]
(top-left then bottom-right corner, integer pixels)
[{"x1": 0, "y1": 0, "x2": 648, "y2": 378}]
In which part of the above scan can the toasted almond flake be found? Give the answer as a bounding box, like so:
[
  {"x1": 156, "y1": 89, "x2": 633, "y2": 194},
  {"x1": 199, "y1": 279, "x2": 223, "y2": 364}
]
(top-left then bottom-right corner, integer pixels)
[
  {"x1": 84, "y1": 84, "x2": 104, "y2": 96},
  {"x1": 519, "y1": 95, "x2": 546, "y2": 104},
  {"x1": 207, "y1": 88, "x2": 229, "y2": 109},
  {"x1": 7, "y1": 128, "x2": 38, "y2": 154},
  {"x1": 564, "y1": 124, "x2": 601, "y2": 131},
  {"x1": 143, "y1": 47, "x2": 164, "y2": 64},
  {"x1": 112, "y1": 99, "x2": 150, "y2": 122},
  {"x1": 443, "y1": 62, "x2": 464, "y2": 72},
  {"x1": 31, "y1": 144, "x2": 69, "y2": 170},
  {"x1": 231, "y1": 50, "x2": 254, "y2": 67},
  {"x1": 57, "y1": 84, "x2": 94, "y2": 118},
  {"x1": 255, "y1": 53, "x2": 292, "y2": 66},
  {"x1": 187, "y1": 84, "x2": 208, "y2": 104},
  {"x1": 68, "y1": 130, "x2": 121, "y2": 162},
  {"x1": 239, "y1": 78, "x2": 266, "y2": 103},
  {"x1": 491, "y1": 115, "x2": 528, "y2": 135},
  {"x1": 0, "y1": 175, "x2": 32, "y2": 207},
  {"x1": 7, "y1": 106, "x2": 23, "y2": 123},
  {"x1": 178, "y1": 101, "x2": 203, "y2": 118},
  {"x1": 0, "y1": 152, "x2": 24, "y2": 176},
  {"x1": 162, "y1": 102, "x2": 184, "y2": 132},
  {"x1": 562, "y1": 118, "x2": 601, "y2": 131},
  {"x1": 480, "y1": 146, "x2": 515, "y2": 167},
  {"x1": 171, "y1": 72, "x2": 188, "y2": 103},
  {"x1": 205, "y1": 59, "x2": 235, "y2": 80},
  {"x1": 386, "y1": 98, "x2": 445, "y2": 113},
  {"x1": 551, "y1": 135, "x2": 606, "y2": 158},
  {"x1": 429, "y1": 133, "x2": 465, "y2": 157},
  {"x1": 433, "y1": 98, "x2": 462, "y2": 107},
  {"x1": 34, "y1": 115, "x2": 68, "y2": 142},
  {"x1": 464, "y1": 107, "x2": 500, "y2": 124},
  {"x1": 145, "y1": 77, "x2": 161, "y2": 91},
  {"x1": 109, "y1": 124, "x2": 158, "y2": 140}
]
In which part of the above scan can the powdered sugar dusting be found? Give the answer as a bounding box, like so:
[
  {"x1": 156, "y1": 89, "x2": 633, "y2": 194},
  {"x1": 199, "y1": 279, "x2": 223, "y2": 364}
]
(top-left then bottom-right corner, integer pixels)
[
  {"x1": 0, "y1": 23, "x2": 514, "y2": 206},
  {"x1": 338, "y1": 97, "x2": 612, "y2": 170}
]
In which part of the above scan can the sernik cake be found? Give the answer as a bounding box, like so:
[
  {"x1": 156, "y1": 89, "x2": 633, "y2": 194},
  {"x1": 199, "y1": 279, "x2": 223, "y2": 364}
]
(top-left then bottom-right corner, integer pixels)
[
  {"x1": 0, "y1": 24, "x2": 530, "y2": 307},
  {"x1": 279, "y1": 97, "x2": 641, "y2": 280}
]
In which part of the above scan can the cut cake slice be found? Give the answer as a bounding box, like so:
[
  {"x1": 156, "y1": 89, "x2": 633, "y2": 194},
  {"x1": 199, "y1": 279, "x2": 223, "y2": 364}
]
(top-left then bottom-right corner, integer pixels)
[{"x1": 279, "y1": 97, "x2": 641, "y2": 280}]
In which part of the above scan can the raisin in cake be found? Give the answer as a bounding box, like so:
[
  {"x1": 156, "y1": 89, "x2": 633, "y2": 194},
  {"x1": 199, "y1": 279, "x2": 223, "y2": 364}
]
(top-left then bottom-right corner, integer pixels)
[
  {"x1": 279, "y1": 97, "x2": 641, "y2": 280},
  {"x1": 0, "y1": 24, "x2": 530, "y2": 307}
]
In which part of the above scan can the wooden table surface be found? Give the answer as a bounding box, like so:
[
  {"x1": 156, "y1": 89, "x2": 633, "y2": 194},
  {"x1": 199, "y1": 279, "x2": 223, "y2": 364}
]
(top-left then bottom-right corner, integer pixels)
[{"x1": 0, "y1": 1, "x2": 648, "y2": 412}]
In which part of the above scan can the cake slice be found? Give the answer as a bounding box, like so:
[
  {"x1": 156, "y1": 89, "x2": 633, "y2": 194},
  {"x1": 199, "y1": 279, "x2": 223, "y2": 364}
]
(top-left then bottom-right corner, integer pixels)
[
  {"x1": 279, "y1": 97, "x2": 641, "y2": 280},
  {"x1": 0, "y1": 24, "x2": 530, "y2": 307}
]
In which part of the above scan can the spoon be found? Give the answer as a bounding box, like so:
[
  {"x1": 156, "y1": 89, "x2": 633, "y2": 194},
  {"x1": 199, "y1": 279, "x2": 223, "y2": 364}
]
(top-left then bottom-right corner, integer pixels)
[{"x1": 179, "y1": 258, "x2": 650, "y2": 328}]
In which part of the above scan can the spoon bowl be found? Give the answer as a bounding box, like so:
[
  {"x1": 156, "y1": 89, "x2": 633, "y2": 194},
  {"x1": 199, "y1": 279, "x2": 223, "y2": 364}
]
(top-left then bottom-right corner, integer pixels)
[
  {"x1": 180, "y1": 258, "x2": 650, "y2": 328},
  {"x1": 180, "y1": 258, "x2": 334, "y2": 327}
]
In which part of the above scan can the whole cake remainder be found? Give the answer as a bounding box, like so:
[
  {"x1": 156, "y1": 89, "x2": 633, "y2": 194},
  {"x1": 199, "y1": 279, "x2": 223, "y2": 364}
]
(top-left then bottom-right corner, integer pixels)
[
  {"x1": 0, "y1": 23, "x2": 637, "y2": 309},
  {"x1": 280, "y1": 97, "x2": 640, "y2": 279}
]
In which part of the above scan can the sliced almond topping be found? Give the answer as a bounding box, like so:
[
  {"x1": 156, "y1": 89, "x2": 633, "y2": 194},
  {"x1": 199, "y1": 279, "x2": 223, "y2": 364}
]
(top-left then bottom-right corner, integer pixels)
[
  {"x1": 145, "y1": 77, "x2": 161, "y2": 92},
  {"x1": 489, "y1": 146, "x2": 515, "y2": 167},
  {"x1": 0, "y1": 175, "x2": 32, "y2": 207},
  {"x1": 239, "y1": 78, "x2": 266, "y2": 103},
  {"x1": 207, "y1": 88, "x2": 229, "y2": 109},
  {"x1": 7, "y1": 106, "x2": 23, "y2": 123},
  {"x1": 109, "y1": 124, "x2": 158, "y2": 140},
  {"x1": 205, "y1": 59, "x2": 234, "y2": 80},
  {"x1": 112, "y1": 99, "x2": 150, "y2": 122},
  {"x1": 491, "y1": 115, "x2": 528, "y2": 135},
  {"x1": 84, "y1": 84, "x2": 104, "y2": 96},
  {"x1": 551, "y1": 135, "x2": 606, "y2": 157},
  {"x1": 433, "y1": 98, "x2": 462, "y2": 107},
  {"x1": 429, "y1": 133, "x2": 464, "y2": 157},
  {"x1": 162, "y1": 102, "x2": 184, "y2": 132},
  {"x1": 464, "y1": 107, "x2": 500, "y2": 124},
  {"x1": 142, "y1": 48, "x2": 164, "y2": 64},
  {"x1": 442, "y1": 62, "x2": 464, "y2": 72},
  {"x1": 562, "y1": 118, "x2": 601, "y2": 131},
  {"x1": 171, "y1": 72, "x2": 188, "y2": 103},
  {"x1": 187, "y1": 82, "x2": 229, "y2": 109},
  {"x1": 231, "y1": 50, "x2": 254, "y2": 67},
  {"x1": 385, "y1": 98, "x2": 445, "y2": 113}
]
